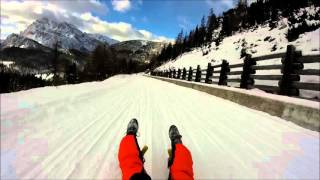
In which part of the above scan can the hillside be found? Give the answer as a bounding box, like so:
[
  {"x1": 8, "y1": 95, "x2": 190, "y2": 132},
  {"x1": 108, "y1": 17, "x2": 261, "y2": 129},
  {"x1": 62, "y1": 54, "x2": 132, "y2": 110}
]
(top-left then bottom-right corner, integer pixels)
[
  {"x1": 1, "y1": 18, "x2": 166, "y2": 75},
  {"x1": 1, "y1": 34, "x2": 51, "y2": 52},
  {"x1": 111, "y1": 40, "x2": 166, "y2": 63},
  {"x1": 156, "y1": 6, "x2": 320, "y2": 99}
]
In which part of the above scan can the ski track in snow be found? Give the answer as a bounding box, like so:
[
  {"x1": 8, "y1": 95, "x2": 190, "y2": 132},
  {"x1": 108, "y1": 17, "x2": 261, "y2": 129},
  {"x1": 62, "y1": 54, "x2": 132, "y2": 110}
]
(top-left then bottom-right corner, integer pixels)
[{"x1": 1, "y1": 75, "x2": 319, "y2": 179}]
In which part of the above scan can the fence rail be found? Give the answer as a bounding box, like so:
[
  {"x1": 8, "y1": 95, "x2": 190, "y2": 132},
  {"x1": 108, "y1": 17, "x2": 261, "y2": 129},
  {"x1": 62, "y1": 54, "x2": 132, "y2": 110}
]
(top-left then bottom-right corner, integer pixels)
[{"x1": 151, "y1": 45, "x2": 320, "y2": 100}]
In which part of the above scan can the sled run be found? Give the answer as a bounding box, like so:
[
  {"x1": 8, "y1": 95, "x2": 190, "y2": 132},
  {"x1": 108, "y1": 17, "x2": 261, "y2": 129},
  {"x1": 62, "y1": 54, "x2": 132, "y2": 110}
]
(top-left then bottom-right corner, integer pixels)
[{"x1": 1, "y1": 74, "x2": 319, "y2": 179}]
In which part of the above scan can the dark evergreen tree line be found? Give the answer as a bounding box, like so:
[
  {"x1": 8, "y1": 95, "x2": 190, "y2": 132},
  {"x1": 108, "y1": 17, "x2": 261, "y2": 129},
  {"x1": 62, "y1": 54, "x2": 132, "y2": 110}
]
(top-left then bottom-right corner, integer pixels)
[
  {"x1": 0, "y1": 64, "x2": 49, "y2": 93},
  {"x1": 1, "y1": 42, "x2": 149, "y2": 93}
]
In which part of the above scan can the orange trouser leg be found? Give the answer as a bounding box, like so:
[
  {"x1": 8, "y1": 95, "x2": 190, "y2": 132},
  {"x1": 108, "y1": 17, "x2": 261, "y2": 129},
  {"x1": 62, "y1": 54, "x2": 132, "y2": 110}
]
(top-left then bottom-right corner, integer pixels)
[
  {"x1": 118, "y1": 135, "x2": 143, "y2": 180},
  {"x1": 170, "y1": 144, "x2": 194, "y2": 180}
]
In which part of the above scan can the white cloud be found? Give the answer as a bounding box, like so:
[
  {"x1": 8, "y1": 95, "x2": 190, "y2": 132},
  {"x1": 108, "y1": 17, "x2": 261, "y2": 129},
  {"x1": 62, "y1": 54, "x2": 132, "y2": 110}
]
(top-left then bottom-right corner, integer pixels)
[
  {"x1": 177, "y1": 16, "x2": 192, "y2": 31},
  {"x1": 0, "y1": 0, "x2": 172, "y2": 42},
  {"x1": 205, "y1": 0, "x2": 235, "y2": 11},
  {"x1": 111, "y1": 0, "x2": 131, "y2": 12},
  {"x1": 82, "y1": 13, "x2": 173, "y2": 42},
  {"x1": 221, "y1": 0, "x2": 235, "y2": 8}
]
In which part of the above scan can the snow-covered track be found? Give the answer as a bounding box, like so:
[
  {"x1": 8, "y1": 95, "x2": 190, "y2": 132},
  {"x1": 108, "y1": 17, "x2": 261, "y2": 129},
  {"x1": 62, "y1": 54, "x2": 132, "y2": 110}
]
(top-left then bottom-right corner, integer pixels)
[{"x1": 1, "y1": 75, "x2": 319, "y2": 179}]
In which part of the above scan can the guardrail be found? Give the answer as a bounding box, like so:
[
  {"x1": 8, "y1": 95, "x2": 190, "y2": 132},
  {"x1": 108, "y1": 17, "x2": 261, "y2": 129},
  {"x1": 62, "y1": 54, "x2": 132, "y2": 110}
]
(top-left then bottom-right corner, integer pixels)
[{"x1": 151, "y1": 45, "x2": 320, "y2": 100}]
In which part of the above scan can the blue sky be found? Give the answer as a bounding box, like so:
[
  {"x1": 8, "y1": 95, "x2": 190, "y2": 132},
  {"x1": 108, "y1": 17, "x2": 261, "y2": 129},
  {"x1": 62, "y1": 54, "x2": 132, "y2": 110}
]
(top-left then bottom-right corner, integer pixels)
[
  {"x1": 1, "y1": 0, "x2": 236, "y2": 41},
  {"x1": 102, "y1": 0, "x2": 235, "y2": 39}
]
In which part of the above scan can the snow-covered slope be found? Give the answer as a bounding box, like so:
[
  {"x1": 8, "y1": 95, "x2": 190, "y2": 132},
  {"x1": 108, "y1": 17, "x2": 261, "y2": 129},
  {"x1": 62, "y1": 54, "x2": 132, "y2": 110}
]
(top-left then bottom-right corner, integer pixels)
[
  {"x1": 20, "y1": 18, "x2": 105, "y2": 52},
  {"x1": 1, "y1": 34, "x2": 51, "y2": 51},
  {"x1": 157, "y1": 23, "x2": 319, "y2": 70},
  {"x1": 1, "y1": 75, "x2": 319, "y2": 179},
  {"x1": 157, "y1": 6, "x2": 320, "y2": 70},
  {"x1": 87, "y1": 33, "x2": 119, "y2": 45},
  {"x1": 156, "y1": 7, "x2": 320, "y2": 99}
]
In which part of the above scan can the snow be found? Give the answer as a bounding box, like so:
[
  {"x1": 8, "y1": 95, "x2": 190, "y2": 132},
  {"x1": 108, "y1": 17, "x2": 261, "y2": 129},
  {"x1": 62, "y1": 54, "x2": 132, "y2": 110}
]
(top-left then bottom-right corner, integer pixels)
[
  {"x1": 157, "y1": 25, "x2": 319, "y2": 71},
  {"x1": 156, "y1": 19, "x2": 320, "y2": 99},
  {"x1": 0, "y1": 61, "x2": 14, "y2": 67},
  {"x1": 153, "y1": 75, "x2": 320, "y2": 109},
  {"x1": 141, "y1": 40, "x2": 147, "y2": 46},
  {"x1": 35, "y1": 73, "x2": 54, "y2": 81},
  {"x1": 1, "y1": 75, "x2": 319, "y2": 179},
  {"x1": 18, "y1": 17, "x2": 103, "y2": 52}
]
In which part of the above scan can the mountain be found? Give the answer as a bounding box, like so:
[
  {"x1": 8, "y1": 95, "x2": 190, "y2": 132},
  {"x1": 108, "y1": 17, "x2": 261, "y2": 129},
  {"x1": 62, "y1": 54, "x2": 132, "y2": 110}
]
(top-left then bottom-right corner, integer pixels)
[
  {"x1": 1, "y1": 34, "x2": 51, "y2": 51},
  {"x1": 1, "y1": 18, "x2": 165, "y2": 73},
  {"x1": 111, "y1": 40, "x2": 166, "y2": 63},
  {"x1": 87, "y1": 33, "x2": 119, "y2": 45},
  {"x1": 20, "y1": 18, "x2": 106, "y2": 52}
]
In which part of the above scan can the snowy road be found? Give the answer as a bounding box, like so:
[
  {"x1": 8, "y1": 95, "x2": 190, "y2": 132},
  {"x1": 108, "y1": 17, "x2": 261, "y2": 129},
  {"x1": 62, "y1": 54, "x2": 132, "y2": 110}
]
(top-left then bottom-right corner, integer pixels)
[{"x1": 1, "y1": 75, "x2": 319, "y2": 179}]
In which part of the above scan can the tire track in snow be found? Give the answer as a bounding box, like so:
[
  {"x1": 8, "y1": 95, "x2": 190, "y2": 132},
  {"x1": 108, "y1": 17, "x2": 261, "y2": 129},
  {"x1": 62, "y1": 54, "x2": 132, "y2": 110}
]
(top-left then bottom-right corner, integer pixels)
[
  {"x1": 65, "y1": 94, "x2": 132, "y2": 179},
  {"x1": 155, "y1": 81, "x2": 254, "y2": 178},
  {"x1": 34, "y1": 81, "x2": 135, "y2": 178},
  {"x1": 21, "y1": 80, "x2": 132, "y2": 178}
]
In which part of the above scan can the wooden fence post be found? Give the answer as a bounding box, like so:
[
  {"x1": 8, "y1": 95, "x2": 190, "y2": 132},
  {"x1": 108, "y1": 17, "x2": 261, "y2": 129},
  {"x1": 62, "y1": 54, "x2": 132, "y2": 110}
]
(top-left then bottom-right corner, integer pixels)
[
  {"x1": 182, "y1": 68, "x2": 186, "y2": 80},
  {"x1": 205, "y1": 63, "x2": 213, "y2": 83},
  {"x1": 195, "y1": 65, "x2": 201, "y2": 82},
  {"x1": 177, "y1": 69, "x2": 181, "y2": 79},
  {"x1": 279, "y1": 45, "x2": 303, "y2": 96},
  {"x1": 240, "y1": 54, "x2": 256, "y2": 89},
  {"x1": 218, "y1": 60, "x2": 230, "y2": 85},
  {"x1": 188, "y1": 67, "x2": 192, "y2": 81}
]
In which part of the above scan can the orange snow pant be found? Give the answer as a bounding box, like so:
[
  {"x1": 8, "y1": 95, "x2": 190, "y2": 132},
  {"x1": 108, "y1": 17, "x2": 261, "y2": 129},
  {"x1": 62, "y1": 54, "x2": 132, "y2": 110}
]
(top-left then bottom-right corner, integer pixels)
[
  {"x1": 118, "y1": 135, "x2": 194, "y2": 180},
  {"x1": 169, "y1": 144, "x2": 194, "y2": 180},
  {"x1": 118, "y1": 135, "x2": 145, "y2": 180}
]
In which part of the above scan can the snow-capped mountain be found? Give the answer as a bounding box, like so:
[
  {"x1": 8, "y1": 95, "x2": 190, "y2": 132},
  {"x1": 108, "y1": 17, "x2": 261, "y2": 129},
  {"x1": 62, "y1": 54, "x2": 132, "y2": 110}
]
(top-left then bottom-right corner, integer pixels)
[
  {"x1": 19, "y1": 18, "x2": 108, "y2": 52},
  {"x1": 1, "y1": 33, "x2": 51, "y2": 51},
  {"x1": 111, "y1": 40, "x2": 166, "y2": 63},
  {"x1": 87, "y1": 33, "x2": 119, "y2": 45}
]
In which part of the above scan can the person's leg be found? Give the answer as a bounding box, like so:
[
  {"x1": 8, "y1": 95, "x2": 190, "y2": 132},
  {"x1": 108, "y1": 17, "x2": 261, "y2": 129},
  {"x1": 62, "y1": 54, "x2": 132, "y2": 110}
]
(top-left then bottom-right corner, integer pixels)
[
  {"x1": 118, "y1": 119, "x2": 151, "y2": 180},
  {"x1": 168, "y1": 125, "x2": 194, "y2": 180}
]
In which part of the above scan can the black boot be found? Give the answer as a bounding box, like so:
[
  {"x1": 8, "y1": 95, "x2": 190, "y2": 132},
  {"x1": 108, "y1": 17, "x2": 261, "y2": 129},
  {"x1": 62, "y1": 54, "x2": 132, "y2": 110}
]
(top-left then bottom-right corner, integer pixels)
[
  {"x1": 168, "y1": 125, "x2": 182, "y2": 169},
  {"x1": 169, "y1": 125, "x2": 182, "y2": 145},
  {"x1": 127, "y1": 118, "x2": 138, "y2": 135}
]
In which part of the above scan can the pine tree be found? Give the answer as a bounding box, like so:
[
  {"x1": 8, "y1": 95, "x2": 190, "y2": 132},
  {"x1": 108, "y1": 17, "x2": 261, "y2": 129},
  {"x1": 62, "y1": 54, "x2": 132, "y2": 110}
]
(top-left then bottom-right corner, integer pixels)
[
  {"x1": 221, "y1": 13, "x2": 232, "y2": 36},
  {"x1": 187, "y1": 30, "x2": 194, "y2": 49},
  {"x1": 175, "y1": 29, "x2": 184, "y2": 56},
  {"x1": 199, "y1": 16, "x2": 206, "y2": 45},
  {"x1": 193, "y1": 26, "x2": 200, "y2": 47},
  {"x1": 52, "y1": 40, "x2": 59, "y2": 78},
  {"x1": 91, "y1": 44, "x2": 115, "y2": 80},
  {"x1": 206, "y1": 8, "x2": 218, "y2": 44}
]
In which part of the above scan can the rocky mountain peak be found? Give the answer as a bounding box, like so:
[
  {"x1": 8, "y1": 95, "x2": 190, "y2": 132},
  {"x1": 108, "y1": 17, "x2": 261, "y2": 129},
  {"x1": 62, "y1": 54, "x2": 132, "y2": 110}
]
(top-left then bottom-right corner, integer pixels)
[{"x1": 19, "y1": 18, "x2": 106, "y2": 52}]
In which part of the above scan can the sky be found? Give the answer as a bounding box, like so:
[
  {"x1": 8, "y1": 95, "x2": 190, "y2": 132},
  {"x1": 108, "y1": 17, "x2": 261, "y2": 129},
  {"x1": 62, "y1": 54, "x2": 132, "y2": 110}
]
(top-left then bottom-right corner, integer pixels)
[{"x1": 1, "y1": 0, "x2": 236, "y2": 42}]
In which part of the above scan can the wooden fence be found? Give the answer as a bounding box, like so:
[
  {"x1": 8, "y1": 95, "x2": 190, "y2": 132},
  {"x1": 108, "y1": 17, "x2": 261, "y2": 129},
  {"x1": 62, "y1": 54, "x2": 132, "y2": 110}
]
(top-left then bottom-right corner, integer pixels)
[{"x1": 151, "y1": 45, "x2": 320, "y2": 99}]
